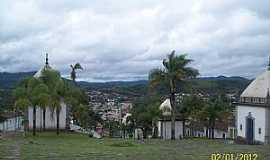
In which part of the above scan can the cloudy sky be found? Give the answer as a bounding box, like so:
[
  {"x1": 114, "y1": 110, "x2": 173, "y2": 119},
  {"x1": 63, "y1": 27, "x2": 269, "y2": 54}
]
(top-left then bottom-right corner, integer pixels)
[{"x1": 1, "y1": 0, "x2": 270, "y2": 82}]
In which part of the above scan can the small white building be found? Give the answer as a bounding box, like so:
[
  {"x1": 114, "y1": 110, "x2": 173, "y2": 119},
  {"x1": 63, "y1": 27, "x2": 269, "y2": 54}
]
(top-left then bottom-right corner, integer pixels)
[
  {"x1": 0, "y1": 114, "x2": 23, "y2": 132},
  {"x1": 157, "y1": 99, "x2": 184, "y2": 139},
  {"x1": 27, "y1": 55, "x2": 68, "y2": 130},
  {"x1": 185, "y1": 121, "x2": 236, "y2": 139},
  {"x1": 236, "y1": 64, "x2": 270, "y2": 144}
]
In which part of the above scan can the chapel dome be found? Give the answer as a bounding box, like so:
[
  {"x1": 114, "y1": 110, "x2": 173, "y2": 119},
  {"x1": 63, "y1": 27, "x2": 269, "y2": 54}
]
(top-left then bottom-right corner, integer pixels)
[
  {"x1": 159, "y1": 98, "x2": 172, "y2": 116},
  {"x1": 241, "y1": 70, "x2": 270, "y2": 98},
  {"x1": 33, "y1": 54, "x2": 58, "y2": 78}
]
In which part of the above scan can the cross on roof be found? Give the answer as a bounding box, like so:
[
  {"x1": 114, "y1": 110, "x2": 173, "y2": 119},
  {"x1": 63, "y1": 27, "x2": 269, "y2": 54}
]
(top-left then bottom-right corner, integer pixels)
[{"x1": 46, "y1": 53, "x2": 49, "y2": 65}]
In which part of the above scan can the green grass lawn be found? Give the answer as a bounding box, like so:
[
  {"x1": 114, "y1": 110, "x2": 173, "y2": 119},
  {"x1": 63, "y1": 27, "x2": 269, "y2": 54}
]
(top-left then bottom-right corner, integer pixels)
[{"x1": 1, "y1": 132, "x2": 270, "y2": 160}]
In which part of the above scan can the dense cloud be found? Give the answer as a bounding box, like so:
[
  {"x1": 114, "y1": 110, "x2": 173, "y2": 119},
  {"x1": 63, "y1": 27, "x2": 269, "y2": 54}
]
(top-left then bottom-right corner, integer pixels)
[{"x1": 0, "y1": 0, "x2": 270, "y2": 81}]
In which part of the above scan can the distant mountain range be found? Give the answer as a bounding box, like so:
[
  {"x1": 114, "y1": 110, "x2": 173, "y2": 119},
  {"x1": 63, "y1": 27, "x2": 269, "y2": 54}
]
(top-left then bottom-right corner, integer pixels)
[
  {"x1": 0, "y1": 71, "x2": 252, "y2": 111},
  {"x1": 0, "y1": 71, "x2": 251, "y2": 96},
  {"x1": 0, "y1": 72, "x2": 36, "y2": 89}
]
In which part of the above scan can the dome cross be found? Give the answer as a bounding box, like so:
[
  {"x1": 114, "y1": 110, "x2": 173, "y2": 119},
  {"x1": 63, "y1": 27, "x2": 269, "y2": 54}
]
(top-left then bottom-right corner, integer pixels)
[
  {"x1": 268, "y1": 56, "x2": 270, "y2": 70},
  {"x1": 46, "y1": 53, "x2": 49, "y2": 65}
]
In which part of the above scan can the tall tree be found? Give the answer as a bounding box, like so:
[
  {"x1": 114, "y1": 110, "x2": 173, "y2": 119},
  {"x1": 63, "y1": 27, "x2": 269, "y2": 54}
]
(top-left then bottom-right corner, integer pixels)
[
  {"x1": 14, "y1": 97, "x2": 31, "y2": 130},
  {"x1": 181, "y1": 95, "x2": 205, "y2": 137},
  {"x1": 203, "y1": 98, "x2": 231, "y2": 139},
  {"x1": 42, "y1": 69, "x2": 90, "y2": 135},
  {"x1": 70, "y1": 63, "x2": 83, "y2": 83},
  {"x1": 131, "y1": 96, "x2": 161, "y2": 138},
  {"x1": 27, "y1": 78, "x2": 42, "y2": 136},
  {"x1": 32, "y1": 84, "x2": 51, "y2": 131},
  {"x1": 41, "y1": 69, "x2": 64, "y2": 135},
  {"x1": 149, "y1": 51, "x2": 199, "y2": 139},
  {"x1": 14, "y1": 77, "x2": 42, "y2": 136}
]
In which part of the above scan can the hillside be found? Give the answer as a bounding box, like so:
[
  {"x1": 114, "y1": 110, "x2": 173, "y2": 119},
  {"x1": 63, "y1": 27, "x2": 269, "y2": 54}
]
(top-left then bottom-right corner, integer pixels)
[
  {"x1": 0, "y1": 72, "x2": 35, "y2": 89},
  {"x1": 0, "y1": 72, "x2": 251, "y2": 96},
  {"x1": 78, "y1": 80, "x2": 149, "y2": 97},
  {"x1": 78, "y1": 76, "x2": 251, "y2": 97},
  {"x1": 0, "y1": 72, "x2": 251, "y2": 111},
  {"x1": 190, "y1": 76, "x2": 251, "y2": 95}
]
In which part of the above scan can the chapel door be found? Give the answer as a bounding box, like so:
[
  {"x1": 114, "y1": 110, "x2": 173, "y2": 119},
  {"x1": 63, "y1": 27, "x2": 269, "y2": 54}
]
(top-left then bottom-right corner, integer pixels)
[{"x1": 246, "y1": 116, "x2": 254, "y2": 144}]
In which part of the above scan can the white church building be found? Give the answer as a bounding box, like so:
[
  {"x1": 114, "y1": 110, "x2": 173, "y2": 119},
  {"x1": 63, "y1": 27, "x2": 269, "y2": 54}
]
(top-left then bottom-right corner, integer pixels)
[
  {"x1": 236, "y1": 63, "x2": 270, "y2": 144},
  {"x1": 27, "y1": 54, "x2": 68, "y2": 130},
  {"x1": 157, "y1": 98, "x2": 184, "y2": 139}
]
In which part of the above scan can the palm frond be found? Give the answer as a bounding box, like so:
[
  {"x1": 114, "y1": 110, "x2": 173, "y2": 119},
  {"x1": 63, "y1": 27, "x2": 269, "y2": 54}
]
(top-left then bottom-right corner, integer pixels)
[
  {"x1": 74, "y1": 63, "x2": 83, "y2": 70},
  {"x1": 15, "y1": 98, "x2": 31, "y2": 111},
  {"x1": 148, "y1": 68, "x2": 167, "y2": 88}
]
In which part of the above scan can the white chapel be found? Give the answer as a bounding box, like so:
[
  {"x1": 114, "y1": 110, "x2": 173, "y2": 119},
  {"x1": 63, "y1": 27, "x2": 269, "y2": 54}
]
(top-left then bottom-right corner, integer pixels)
[
  {"x1": 27, "y1": 54, "x2": 68, "y2": 130},
  {"x1": 236, "y1": 61, "x2": 270, "y2": 144}
]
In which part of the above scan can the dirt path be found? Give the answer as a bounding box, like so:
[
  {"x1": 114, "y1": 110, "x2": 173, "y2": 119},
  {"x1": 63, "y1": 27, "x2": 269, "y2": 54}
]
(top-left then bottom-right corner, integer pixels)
[{"x1": 0, "y1": 132, "x2": 22, "y2": 160}]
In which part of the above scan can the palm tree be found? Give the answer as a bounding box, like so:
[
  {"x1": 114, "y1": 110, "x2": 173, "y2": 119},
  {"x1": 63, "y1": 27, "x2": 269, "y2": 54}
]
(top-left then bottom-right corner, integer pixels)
[
  {"x1": 181, "y1": 95, "x2": 205, "y2": 137},
  {"x1": 202, "y1": 99, "x2": 231, "y2": 139},
  {"x1": 70, "y1": 63, "x2": 83, "y2": 83},
  {"x1": 43, "y1": 69, "x2": 89, "y2": 135},
  {"x1": 14, "y1": 78, "x2": 42, "y2": 136},
  {"x1": 41, "y1": 69, "x2": 64, "y2": 135},
  {"x1": 31, "y1": 83, "x2": 51, "y2": 131},
  {"x1": 149, "y1": 50, "x2": 199, "y2": 139},
  {"x1": 14, "y1": 98, "x2": 31, "y2": 132},
  {"x1": 51, "y1": 94, "x2": 61, "y2": 135},
  {"x1": 149, "y1": 104, "x2": 161, "y2": 138},
  {"x1": 37, "y1": 93, "x2": 51, "y2": 131},
  {"x1": 29, "y1": 83, "x2": 51, "y2": 131}
]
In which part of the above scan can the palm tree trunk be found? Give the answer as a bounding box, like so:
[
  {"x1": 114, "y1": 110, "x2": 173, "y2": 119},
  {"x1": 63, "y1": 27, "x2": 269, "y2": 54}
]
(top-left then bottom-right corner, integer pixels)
[
  {"x1": 33, "y1": 106, "x2": 36, "y2": 136},
  {"x1": 206, "y1": 128, "x2": 209, "y2": 139},
  {"x1": 211, "y1": 127, "x2": 215, "y2": 139},
  {"x1": 14, "y1": 111, "x2": 17, "y2": 132},
  {"x1": 123, "y1": 128, "x2": 126, "y2": 139},
  {"x1": 142, "y1": 128, "x2": 146, "y2": 139},
  {"x1": 160, "y1": 121, "x2": 163, "y2": 139},
  {"x1": 40, "y1": 109, "x2": 42, "y2": 131},
  {"x1": 170, "y1": 92, "x2": 176, "y2": 140},
  {"x1": 208, "y1": 120, "x2": 211, "y2": 139},
  {"x1": 182, "y1": 120, "x2": 185, "y2": 138},
  {"x1": 211, "y1": 120, "x2": 215, "y2": 139},
  {"x1": 56, "y1": 109, "x2": 60, "y2": 135},
  {"x1": 43, "y1": 108, "x2": 46, "y2": 131},
  {"x1": 152, "y1": 120, "x2": 157, "y2": 138}
]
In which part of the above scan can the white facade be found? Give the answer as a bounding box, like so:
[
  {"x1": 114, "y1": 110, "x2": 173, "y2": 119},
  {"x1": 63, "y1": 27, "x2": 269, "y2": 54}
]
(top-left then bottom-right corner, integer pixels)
[
  {"x1": 0, "y1": 116, "x2": 23, "y2": 132},
  {"x1": 237, "y1": 105, "x2": 266, "y2": 143},
  {"x1": 185, "y1": 128, "x2": 205, "y2": 137},
  {"x1": 157, "y1": 120, "x2": 183, "y2": 139},
  {"x1": 28, "y1": 102, "x2": 67, "y2": 130},
  {"x1": 185, "y1": 127, "x2": 235, "y2": 139},
  {"x1": 207, "y1": 128, "x2": 228, "y2": 139},
  {"x1": 228, "y1": 126, "x2": 237, "y2": 139}
]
